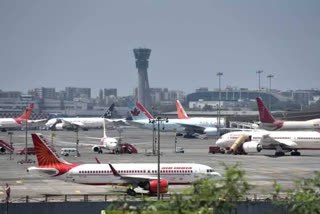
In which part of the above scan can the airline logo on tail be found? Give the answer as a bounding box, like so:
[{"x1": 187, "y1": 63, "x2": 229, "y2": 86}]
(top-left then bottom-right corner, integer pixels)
[
  {"x1": 14, "y1": 103, "x2": 34, "y2": 124},
  {"x1": 176, "y1": 100, "x2": 189, "y2": 119},
  {"x1": 131, "y1": 108, "x2": 140, "y2": 117},
  {"x1": 127, "y1": 99, "x2": 151, "y2": 120},
  {"x1": 31, "y1": 133, "x2": 78, "y2": 176}
]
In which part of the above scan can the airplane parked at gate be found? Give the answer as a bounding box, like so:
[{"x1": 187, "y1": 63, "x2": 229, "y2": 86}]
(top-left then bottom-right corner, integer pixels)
[
  {"x1": 127, "y1": 100, "x2": 224, "y2": 137},
  {"x1": 45, "y1": 103, "x2": 127, "y2": 130},
  {"x1": 0, "y1": 104, "x2": 34, "y2": 131},
  {"x1": 88, "y1": 117, "x2": 137, "y2": 154},
  {"x1": 256, "y1": 97, "x2": 320, "y2": 131},
  {"x1": 216, "y1": 129, "x2": 320, "y2": 156},
  {"x1": 28, "y1": 133, "x2": 220, "y2": 196}
]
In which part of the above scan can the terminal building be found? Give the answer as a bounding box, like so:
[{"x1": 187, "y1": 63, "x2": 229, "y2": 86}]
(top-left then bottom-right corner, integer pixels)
[{"x1": 186, "y1": 87, "x2": 290, "y2": 110}]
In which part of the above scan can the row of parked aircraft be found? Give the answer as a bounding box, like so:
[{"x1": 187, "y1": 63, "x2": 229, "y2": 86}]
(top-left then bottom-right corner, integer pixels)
[
  {"x1": 4, "y1": 97, "x2": 320, "y2": 195},
  {"x1": 2, "y1": 98, "x2": 320, "y2": 157},
  {"x1": 215, "y1": 97, "x2": 320, "y2": 156}
]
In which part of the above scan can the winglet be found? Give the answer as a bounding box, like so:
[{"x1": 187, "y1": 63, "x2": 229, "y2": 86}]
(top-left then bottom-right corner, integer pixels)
[
  {"x1": 176, "y1": 100, "x2": 189, "y2": 119},
  {"x1": 256, "y1": 97, "x2": 275, "y2": 123},
  {"x1": 108, "y1": 163, "x2": 120, "y2": 177}
]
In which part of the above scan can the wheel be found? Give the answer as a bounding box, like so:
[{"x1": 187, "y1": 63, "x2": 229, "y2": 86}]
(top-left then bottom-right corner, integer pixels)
[
  {"x1": 275, "y1": 151, "x2": 285, "y2": 156},
  {"x1": 291, "y1": 151, "x2": 301, "y2": 156},
  {"x1": 127, "y1": 188, "x2": 136, "y2": 196}
]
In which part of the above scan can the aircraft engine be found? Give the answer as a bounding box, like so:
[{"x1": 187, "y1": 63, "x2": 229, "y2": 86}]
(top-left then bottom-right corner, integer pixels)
[
  {"x1": 0, "y1": 147, "x2": 5, "y2": 153},
  {"x1": 242, "y1": 141, "x2": 262, "y2": 153},
  {"x1": 92, "y1": 146, "x2": 100, "y2": 153},
  {"x1": 203, "y1": 127, "x2": 218, "y2": 136},
  {"x1": 55, "y1": 123, "x2": 64, "y2": 130},
  {"x1": 140, "y1": 179, "x2": 168, "y2": 194}
]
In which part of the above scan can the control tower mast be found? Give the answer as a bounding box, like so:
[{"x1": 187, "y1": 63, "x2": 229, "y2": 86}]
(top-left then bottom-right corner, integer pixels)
[{"x1": 133, "y1": 48, "x2": 152, "y2": 109}]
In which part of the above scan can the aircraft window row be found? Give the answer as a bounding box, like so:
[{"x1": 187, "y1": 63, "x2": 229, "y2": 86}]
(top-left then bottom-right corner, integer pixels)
[
  {"x1": 79, "y1": 170, "x2": 112, "y2": 174},
  {"x1": 78, "y1": 169, "x2": 193, "y2": 174}
]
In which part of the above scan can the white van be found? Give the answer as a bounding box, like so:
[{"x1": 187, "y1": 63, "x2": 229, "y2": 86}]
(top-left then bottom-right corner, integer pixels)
[{"x1": 61, "y1": 148, "x2": 79, "y2": 157}]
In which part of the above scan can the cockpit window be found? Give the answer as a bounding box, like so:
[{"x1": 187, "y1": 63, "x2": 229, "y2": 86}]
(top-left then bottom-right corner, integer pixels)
[{"x1": 206, "y1": 169, "x2": 214, "y2": 173}]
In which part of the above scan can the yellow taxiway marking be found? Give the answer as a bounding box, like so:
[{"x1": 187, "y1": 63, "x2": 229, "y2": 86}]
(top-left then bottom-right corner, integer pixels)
[
  {"x1": 75, "y1": 190, "x2": 81, "y2": 194},
  {"x1": 16, "y1": 180, "x2": 22, "y2": 184},
  {"x1": 0, "y1": 191, "x2": 3, "y2": 195}
]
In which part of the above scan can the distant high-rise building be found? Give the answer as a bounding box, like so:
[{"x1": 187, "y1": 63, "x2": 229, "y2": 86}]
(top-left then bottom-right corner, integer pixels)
[
  {"x1": 133, "y1": 48, "x2": 152, "y2": 109},
  {"x1": 104, "y1": 88, "x2": 117, "y2": 97},
  {"x1": 65, "y1": 87, "x2": 91, "y2": 101},
  {"x1": 29, "y1": 87, "x2": 56, "y2": 99}
]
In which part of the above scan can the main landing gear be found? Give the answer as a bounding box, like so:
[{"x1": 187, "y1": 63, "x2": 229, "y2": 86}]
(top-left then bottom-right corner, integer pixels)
[
  {"x1": 274, "y1": 151, "x2": 285, "y2": 156},
  {"x1": 126, "y1": 188, "x2": 136, "y2": 196},
  {"x1": 291, "y1": 150, "x2": 301, "y2": 156}
]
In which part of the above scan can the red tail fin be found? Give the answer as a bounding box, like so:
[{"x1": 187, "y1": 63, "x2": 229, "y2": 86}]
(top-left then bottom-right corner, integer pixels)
[
  {"x1": 176, "y1": 100, "x2": 189, "y2": 119},
  {"x1": 14, "y1": 104, "x2": 34, "y2": 124},
  {"x1": 31, "y1": 133, "x2": 68, "y2": 166},
  {"x1": 256, "y1": 97, "x2": 275, "y2": 123},
  {"x1": 136, "y1": 102, "x2": 153, "y2": 119}
]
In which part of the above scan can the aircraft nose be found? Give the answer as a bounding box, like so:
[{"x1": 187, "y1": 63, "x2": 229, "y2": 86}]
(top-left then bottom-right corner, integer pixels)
[{"x1": 216, "y1": 138, "x2": 222, "y2": 146}]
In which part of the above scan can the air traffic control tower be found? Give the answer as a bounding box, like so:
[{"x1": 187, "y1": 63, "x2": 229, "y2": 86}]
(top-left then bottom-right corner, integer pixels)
[{"x1": 133, "y1": 48, "x2": 152, "y2": 109}]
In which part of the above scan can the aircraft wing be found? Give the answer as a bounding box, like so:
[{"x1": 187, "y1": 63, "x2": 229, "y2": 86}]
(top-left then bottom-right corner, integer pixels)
[
  {"x1": 61, "y1": 119, "x2": 85, "y2": 128},
  {"x1": 109, "y1": 163, "x2": 159, "y2": 184},
  {"x1": 176, "y1": 123, "x2": 205, "y2": 134},
  {"x1": 259, "y1": 134, "x2": 298, "y2": 148},
  {"x1": 105, "y1": 118, "x2": 128, "y2": 126}
]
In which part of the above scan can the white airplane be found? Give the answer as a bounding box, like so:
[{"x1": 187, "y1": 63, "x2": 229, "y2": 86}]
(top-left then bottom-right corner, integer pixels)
[
  {"x1": 45, "y1": 103, "x2": 127, "y2": 130},
  {"x1": 216, "y1": 129, "x2": 320, "y2": 156},
  {"x1": 175, "y1": 100, "x2": 225, "y2": 136},
  {"x1": 27, "y1": 133, "x2": 220, "y2": 196},
  {"x1": 256, "y1": 97, "x2": 320, "y2": 131},
  {"x1": 127, "y1": 100, "x2": 224, "y2": 137},
  {"x1": 0, "y1": 104, "x2": 34, "y2": 131},
  {"x1": 90, "y1": 118, "x2": 121, "y2": 154}
]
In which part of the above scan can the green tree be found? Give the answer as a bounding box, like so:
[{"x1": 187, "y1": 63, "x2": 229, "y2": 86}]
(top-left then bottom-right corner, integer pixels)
[{"x1": 272, "y1": 172, "x2": 320, "y2": 214}]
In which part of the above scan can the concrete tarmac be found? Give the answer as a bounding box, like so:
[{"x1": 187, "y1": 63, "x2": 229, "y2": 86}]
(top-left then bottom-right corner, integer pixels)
[{"x1": 1, "y1": 127, "x2": 320, "y2": 200}]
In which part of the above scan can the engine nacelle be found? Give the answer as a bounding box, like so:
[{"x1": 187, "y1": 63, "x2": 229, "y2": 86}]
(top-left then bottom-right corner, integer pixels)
[
  {"x1": 140, "y1": 179, "x2": 168, "y2": 194},
  {"x1": 203, "y1": 127, "x2": 218, "y2": 136},
  {"x1": 92, "y1": 146, "x2": 100, "y2": 153},
  {"x1": 0, "y1": 147, "x2": 5, "y2": 153},
  {"x1": 55, "y1": 123, "x2": 64, "y2": 130},
  {"x1": 242, "y1": 141, "x2": 262, "y2": 153}
]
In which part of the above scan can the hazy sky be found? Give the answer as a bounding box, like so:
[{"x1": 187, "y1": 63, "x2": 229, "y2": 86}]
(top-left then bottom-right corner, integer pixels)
[{"x1": 0, "y1": 0, "x2": 319, "y2": 96}]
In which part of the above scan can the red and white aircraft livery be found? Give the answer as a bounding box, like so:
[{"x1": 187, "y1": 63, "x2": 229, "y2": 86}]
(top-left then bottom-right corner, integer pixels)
[
  {"x1": 256, "y1": 97, "x2": 320, "y2": 131},
  {"x1": 28, "y1": 133, "x2": 220, "y2": 195},
  {"x1": 0, "y1": 104, "x2": 34, "y2": 130},
  {"x1": 216, "y1": 129, "x2": 320, "y2": 156}
]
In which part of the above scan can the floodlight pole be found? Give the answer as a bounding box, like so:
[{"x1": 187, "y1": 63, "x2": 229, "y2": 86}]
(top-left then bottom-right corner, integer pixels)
[
  {"x1": 25, "y1": 108, "x2": 29, "y2": 162},
  {"x1": 256, "y1": 70, "x2": 263, "y2": 97},
  {"x1": 149, "y1": 116, "x2": 168, "y2": 200},
  {"x1": 267, "y1": 74, "x2": 274, "y2": 110},
  {"x1": 217, "y1": 72, "x2": 223, "y2": 137},
  {"x1": 8, "y1": 132, "x2": 13, "y2": 160}
]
